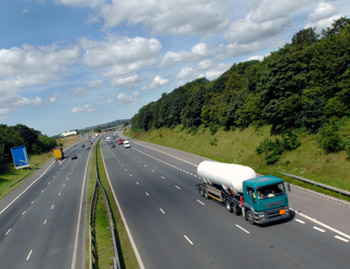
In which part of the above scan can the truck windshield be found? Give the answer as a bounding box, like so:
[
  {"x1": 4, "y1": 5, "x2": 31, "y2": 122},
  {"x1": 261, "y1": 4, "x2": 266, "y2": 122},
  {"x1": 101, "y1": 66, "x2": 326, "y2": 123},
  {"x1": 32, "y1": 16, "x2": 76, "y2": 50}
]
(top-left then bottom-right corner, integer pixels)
[{"x1": 257, "y1": 183, "x2": 285, "y2": 200}]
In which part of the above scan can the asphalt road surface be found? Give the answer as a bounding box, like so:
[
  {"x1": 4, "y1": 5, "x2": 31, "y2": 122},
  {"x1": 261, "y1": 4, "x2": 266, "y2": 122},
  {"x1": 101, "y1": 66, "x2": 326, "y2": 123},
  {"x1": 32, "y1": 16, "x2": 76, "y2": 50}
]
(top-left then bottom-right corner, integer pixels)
[
  {"x1": 0, "y1": 139, "x2": 92, "y2": 269},
  {"x1": 102, "y1": 134, "x2": 350, "y2": 269}
]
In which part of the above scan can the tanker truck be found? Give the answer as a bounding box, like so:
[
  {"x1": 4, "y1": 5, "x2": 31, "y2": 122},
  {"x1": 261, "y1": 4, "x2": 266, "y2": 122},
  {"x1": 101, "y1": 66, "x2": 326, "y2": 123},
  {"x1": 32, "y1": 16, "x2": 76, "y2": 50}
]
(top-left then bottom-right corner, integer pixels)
[{"x1": 197, "y1": 160, "x2": 290, "y2": 225}]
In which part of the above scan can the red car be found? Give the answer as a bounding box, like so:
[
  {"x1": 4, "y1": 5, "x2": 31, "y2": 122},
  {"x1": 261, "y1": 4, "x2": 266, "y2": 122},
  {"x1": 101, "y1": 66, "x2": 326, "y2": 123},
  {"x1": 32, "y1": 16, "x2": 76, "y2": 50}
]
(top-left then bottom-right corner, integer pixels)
[{"x1": 118, "y1": 138, "x2": 123, "y2": 145}]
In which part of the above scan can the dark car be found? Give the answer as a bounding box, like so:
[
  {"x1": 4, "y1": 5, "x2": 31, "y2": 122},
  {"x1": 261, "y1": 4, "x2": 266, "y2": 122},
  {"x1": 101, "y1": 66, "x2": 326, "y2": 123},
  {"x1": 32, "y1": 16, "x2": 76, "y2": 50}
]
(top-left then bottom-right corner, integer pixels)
[
  {"x1": 71, "y1": 154, "x2": 77, "y2": 159},
  {"x1": 81, "y1": 144, "x2": 86, "y2": 148},
  {"x1": 111, "y1": 144, "x2": 116, "y2": 148}
]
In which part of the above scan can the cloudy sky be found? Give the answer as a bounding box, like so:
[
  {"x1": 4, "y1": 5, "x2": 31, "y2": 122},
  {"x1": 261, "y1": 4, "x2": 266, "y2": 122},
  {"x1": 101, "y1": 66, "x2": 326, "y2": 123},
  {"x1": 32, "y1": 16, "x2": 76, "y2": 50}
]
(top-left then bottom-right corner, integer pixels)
[{"x1": 1, "y1": 0, "x2": 349, "y2": 136}]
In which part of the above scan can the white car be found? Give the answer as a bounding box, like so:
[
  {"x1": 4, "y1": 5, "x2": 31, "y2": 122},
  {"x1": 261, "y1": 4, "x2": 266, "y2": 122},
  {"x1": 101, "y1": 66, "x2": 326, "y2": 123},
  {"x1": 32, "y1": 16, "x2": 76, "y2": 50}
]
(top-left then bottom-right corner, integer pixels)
[{"x1": 123, "y1": 141, "x2": 130, "y2": 148}]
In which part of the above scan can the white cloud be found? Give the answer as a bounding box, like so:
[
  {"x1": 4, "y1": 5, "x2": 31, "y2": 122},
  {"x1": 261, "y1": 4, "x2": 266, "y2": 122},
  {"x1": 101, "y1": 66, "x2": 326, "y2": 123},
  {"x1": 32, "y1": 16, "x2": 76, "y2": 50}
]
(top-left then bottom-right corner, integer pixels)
[
  {"x1": 72, "y1": 87, "x2": 90, "y2": 96},
  {"x1": 82, "y1": 36, "x2": 161, "y2": 68},
  {"x1": 176, "y1": 67, "x2": 197, "y2": 80},
  {"x1": 197, "y1": 59, "x2": 213, "y2": 70},
  {"x1": 142, "y1": 75, "x2": 169, "y2": 90},
  {"x1": 306, "y1": 2, "x2": 342, "y2": 31},
  {"x1": 88, "y1": 80, "x2": 103, "y2": 88},
  {"x1": 72, "y1": 104, "x2": 96, "y2": 113},
  {"x1": 106, "y1": 99, "x2": 115, "y2": 104},
  {"x1": 55, "y1": 0, "x2": 104, "y2": 8},
  {"x1": 99, "y1": 0, "x2": 229, "y2": 35},
  {"x1": 248, "y1": 55, "x2": 264, "y2": 61},
  {"x1": 118, "y1": 91, "x2": 139, "y2": 103},
  {"x1": 159, "y1": 42, "x2": 211, "y2": 68},
  {"x1": 50, "y1": 92, "x2": 60, "y2": 103},
  {"x1": 110, "y1": 73, "x2": 139, "y2": 88}
]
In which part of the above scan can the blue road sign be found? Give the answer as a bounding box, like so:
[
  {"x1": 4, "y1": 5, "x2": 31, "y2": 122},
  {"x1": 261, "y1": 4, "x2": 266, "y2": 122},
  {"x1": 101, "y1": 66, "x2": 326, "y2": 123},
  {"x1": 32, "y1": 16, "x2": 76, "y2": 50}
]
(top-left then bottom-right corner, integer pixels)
[{"x1": 10, "y1": 145, "x2": 30, "y2": 169}]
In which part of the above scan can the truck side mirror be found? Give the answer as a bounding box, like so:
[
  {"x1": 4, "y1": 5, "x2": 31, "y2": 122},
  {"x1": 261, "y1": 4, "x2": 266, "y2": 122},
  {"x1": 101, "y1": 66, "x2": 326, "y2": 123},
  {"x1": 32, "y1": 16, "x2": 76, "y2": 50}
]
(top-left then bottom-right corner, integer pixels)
[{"x1": 287, "y1": 182, "x2": 291, "y2": 192}]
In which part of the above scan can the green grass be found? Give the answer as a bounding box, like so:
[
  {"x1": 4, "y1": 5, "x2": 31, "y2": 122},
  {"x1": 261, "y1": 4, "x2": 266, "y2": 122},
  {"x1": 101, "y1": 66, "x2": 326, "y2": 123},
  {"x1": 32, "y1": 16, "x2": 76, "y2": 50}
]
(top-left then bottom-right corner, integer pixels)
[
  {"x1": 86, "y1": 137, "x2": 139, "y2": 269},
  {"x1": 127, "y1": 125, "x2": 350, "y2": 201}
]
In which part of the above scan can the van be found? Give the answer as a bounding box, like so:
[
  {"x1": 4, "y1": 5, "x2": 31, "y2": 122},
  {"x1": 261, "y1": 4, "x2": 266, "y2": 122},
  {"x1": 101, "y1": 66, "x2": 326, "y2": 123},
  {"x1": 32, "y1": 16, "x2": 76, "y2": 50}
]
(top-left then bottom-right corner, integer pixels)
[{"x1": 123, "y1": 141, "x2": 130, "y2": 148}]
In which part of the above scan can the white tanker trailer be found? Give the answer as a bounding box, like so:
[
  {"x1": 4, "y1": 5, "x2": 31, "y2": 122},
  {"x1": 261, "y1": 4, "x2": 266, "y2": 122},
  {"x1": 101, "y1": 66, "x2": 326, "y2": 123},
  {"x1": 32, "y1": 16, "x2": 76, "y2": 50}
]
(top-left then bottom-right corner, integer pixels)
[{"x1": 197, "y1": 160, "x2": 290, "y2": 225}]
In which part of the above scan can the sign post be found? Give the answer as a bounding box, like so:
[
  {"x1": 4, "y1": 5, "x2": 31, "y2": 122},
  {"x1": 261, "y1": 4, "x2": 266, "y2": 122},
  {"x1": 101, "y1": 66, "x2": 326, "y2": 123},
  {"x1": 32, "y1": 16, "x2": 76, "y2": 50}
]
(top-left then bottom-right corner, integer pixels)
[{"x1": 10, "y1": 145, "x2": 30, "y2": 169}]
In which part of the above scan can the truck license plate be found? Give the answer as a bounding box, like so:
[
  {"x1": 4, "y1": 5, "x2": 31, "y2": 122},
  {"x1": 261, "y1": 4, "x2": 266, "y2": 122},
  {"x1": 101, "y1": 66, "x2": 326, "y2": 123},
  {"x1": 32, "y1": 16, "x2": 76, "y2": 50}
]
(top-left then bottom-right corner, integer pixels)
[{"x1": 279, "y1": 209, "x2": 286, "y2": 215}]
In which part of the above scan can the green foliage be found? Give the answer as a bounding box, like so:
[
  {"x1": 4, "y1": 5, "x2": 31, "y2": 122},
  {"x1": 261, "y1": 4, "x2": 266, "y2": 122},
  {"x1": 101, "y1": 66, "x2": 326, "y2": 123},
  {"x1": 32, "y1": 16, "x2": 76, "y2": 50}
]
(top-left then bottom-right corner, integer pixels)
[
  {"x1": 256, "y1": 132, "x2": 301, "y2": 164},
  {"x1": 318, "y1": 121, "x2": 343, "y2": 153},
  {"x1": 131, "y1": 17, "x2": 350, "y2": 159},
  {"x1": 0, "y1": 124, "x2": 57, "y2": 172}
]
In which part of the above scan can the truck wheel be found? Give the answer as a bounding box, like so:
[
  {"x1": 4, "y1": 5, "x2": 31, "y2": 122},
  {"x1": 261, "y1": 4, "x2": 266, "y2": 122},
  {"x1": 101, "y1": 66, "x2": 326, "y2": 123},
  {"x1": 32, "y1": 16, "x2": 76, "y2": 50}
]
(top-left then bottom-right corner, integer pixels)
[
  {"x1": 198, "y1": 186, "x2": 202, "y2": 195},
  {"x1": 246, "y1": 211, "x2": 255, "y2": 225},
  {"x1": 232, "y1": 204, "x2": 239, "y2": 216},
  {"x1": 226, "y1": 201, "x2": 233, "y2": 213},
  {"x1": 204, "y1": 189, "x2": 209, "y2": 199}
]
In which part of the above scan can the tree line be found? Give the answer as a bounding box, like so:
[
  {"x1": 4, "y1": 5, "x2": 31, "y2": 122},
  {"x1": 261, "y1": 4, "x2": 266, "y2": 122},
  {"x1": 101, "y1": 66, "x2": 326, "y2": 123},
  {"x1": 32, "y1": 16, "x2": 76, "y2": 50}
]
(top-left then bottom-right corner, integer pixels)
[
  {"x1": 0, "y1": 124, "x2": 57, "y2": 172},
  {"x1": 131, "y1": 18, "x2": 350, "y2": 159}
]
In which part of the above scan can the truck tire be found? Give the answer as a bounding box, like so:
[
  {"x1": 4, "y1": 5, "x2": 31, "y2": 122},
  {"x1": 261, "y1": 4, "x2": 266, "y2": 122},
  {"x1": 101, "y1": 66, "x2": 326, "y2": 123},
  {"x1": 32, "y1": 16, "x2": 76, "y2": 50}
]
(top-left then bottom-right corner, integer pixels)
[
  {"x1": 204, "y1": 189, "x2": 209, "y2": 199},
  {"x1": 232, "y1": 204, "x2": 240, "y2": 216},
  {"x1": 246, "y1": 210, "x2": 255, "y2": 225},
  {"x1": 226, "y1": 201, "x2": 233, "y2": 213},
  {"x1": 198, "y1": 186, "x2": 202, "y2": 196}
]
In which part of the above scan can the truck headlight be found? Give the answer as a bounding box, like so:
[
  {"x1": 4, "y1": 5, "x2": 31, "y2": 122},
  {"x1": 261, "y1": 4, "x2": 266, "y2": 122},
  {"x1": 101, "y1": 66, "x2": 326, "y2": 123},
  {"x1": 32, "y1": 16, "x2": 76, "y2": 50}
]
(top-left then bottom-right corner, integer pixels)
[{"x1": 258, "y1": 214, "x2": 265, "y2": 218}]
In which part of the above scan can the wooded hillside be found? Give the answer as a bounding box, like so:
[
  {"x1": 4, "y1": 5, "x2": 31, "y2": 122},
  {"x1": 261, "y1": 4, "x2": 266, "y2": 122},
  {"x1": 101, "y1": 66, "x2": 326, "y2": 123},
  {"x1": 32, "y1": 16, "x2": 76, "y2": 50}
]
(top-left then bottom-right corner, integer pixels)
[{"x1": 131, "y1": 18, "x2": 350, "y2": 158}]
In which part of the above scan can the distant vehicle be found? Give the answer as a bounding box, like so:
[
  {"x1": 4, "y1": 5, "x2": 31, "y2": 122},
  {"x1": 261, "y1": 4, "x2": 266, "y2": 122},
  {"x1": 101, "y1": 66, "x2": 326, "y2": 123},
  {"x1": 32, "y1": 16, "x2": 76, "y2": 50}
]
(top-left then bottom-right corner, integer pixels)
[
  {"x1": 90, "y1": 141, "x2": 93, "y2": 145},
  {"x1": 111, "y1": 144, "x2": 116, "y2": 148},
  {"x1": 118, "y1": 138, "x2": 123, "y2": 145},
  {"x1": 106, "y1": 136, "x2": 111, "y2": 143},
  {"x1": 53, "y1": 147, "x2": 64, "y2": 160},
  {"x1": 81, "y1": 144, "x2": 86, "y2": 148},
  {"x1": 86, "y1": 146, "x2": 91, "y2": 149},
  {"x1": 71, "y1": 154, "x2": 77, "y2": 159},
  {"x1": 123, "y1": 141, "x2": 130, "y2": 148}
]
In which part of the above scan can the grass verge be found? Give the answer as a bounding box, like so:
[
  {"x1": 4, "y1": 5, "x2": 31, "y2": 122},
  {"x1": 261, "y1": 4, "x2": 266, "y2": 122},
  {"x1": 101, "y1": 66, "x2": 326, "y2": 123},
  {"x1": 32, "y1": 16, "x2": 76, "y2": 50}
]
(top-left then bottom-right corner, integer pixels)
[
  {"x1": 127, "y1": 125, "x2": 350, "y2": 202},
  {"x1": 86, "y1": 137, "x2": 139, "y2": 268}
]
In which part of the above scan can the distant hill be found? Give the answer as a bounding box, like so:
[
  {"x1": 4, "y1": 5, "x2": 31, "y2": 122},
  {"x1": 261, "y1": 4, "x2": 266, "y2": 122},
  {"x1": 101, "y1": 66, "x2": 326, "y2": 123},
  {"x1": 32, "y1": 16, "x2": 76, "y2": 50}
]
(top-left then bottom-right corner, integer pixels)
[{"x1": 78, "y1": 119, "x2": 130, "y2": 133}]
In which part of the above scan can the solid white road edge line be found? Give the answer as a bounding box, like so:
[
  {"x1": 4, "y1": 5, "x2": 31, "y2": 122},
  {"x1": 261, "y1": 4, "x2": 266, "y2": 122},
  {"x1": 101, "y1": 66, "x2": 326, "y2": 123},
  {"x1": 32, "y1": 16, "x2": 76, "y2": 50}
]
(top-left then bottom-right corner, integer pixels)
[
  {"x1": 71, "y1": 146, "x2": 92, "y2": 269},
  {"x1": 101, "y1": 142, "x2": 145, "y2": 269},
  {"x1": 290, "y1": 207, "x2": 350, "y2": 239},
  {"x1": 0, "y1": 160, "x2": 55, "y2": 215}
]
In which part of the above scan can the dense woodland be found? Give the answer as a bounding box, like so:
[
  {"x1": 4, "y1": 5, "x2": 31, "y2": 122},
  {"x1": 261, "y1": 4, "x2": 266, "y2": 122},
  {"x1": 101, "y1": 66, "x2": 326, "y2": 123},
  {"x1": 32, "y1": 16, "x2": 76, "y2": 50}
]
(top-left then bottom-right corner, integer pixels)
[
  {"x1": 131, "y1": 18, "x2": 350, "y2": 160},
  {"x1": 0, "y1": 124, "x2": 57, "y2": 172}
]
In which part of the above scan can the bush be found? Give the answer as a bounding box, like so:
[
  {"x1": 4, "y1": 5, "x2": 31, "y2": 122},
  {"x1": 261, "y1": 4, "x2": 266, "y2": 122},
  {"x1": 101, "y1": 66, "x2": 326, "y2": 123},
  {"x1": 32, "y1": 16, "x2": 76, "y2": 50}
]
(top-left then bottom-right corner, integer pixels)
[
  {"x1": 256, "y1": 131, "x2": 301, "y2": 164},
  {"x1": 318, "y1": 122, "x2": 343, "y2": 153}
]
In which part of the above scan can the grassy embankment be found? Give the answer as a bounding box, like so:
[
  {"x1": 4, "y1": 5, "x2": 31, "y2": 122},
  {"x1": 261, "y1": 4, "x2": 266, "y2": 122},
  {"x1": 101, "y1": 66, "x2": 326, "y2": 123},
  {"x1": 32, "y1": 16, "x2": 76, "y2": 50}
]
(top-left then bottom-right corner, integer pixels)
[
  {"x1": 0, "y1": 135, "x2": 83, "y2": 200},
  {"x1": 127, "y1": 125, "x2": 350, "y2": 201},
  {"x1": 86, "y1": 138, "x2": 139, "y2": 269}
]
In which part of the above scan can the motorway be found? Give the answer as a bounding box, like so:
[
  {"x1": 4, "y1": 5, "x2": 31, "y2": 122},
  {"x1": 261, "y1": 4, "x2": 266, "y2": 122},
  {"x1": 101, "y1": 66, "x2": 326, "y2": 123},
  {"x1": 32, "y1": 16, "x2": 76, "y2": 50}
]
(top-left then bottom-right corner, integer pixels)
[
  {"x1": 101, "y1": 135, "x2": 350, "y2": 269},
  {"x1": 0, "y1": 139, "x2": 92, "y2": 269}
]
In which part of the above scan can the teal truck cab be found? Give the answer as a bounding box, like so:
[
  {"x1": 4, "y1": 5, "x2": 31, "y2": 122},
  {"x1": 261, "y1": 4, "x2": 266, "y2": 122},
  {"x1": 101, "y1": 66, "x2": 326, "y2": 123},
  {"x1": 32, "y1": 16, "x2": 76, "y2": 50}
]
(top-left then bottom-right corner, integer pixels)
[{"x1": 241, "y1": 175, "x2": 290, "y2": 224}]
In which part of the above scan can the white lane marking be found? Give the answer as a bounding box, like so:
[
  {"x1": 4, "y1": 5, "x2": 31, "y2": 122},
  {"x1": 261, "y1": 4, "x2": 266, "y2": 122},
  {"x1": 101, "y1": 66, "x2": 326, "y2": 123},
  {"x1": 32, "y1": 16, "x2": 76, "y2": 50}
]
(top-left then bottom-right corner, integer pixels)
[
  {"x1": 22, "y1": 211, "x2": 26, "y2": 215},
  {"x1": 161, "y1": 176, "x2": 165, "y2": 180},
  {"x1": 335, "y1": 235, "x2": 349, "y2": 243},
  {"x1": 184, "y1": 235, "x2": 194, "y2": 245},
  {"x1": 130, "y1": 174, "x2": 133, "y2": 177},
  {"x1": 51, "y1": 204, "x2": 55, "y2": 210},
  {"x1": 160, "y1": 208, "x2": 165, "y2": 214},
  {"x1": 31, "y1": 200, "x2": 34, "y2": 205},
  {"x1": 48, "y1": 181, "x2": 51, "y2": 184},
  {"x1": 26, "y1": 249, "x2": 33, "y2": 261},
  {"x1": 236, "y1": 224, "x2": 250, "y2": 234},
  {"x1": 295, "y1": 219, "x2": 306, "y2": 224},
  {"x1": 43, "y1": 219, "x2": 47, "y2": 225},
  {"x1": 136, "y1": 181, "x2": 140, "y2": 185},
  {"x1": 151, "y1": 169, "x2": 155, "y2": 173},
  {"x1": 144, "y1": 165, "x2": 147, "y2": 167},
  {"x1": 175, "y1": 185, "x2": 181, "y2": 190},
  {"x1": 41, "y1": 189, "x2": 44, "y2": 193},
  {"x1": 291, "y1": 209, "x2": 350, "y2": 239},
  {"x1": 63, "y1": 184, "x2": 66, "y2": 187},
  {"x1": 313, "y1": 226, "x2": 325, "y2": 233},
  {"x1": 66, "y1": 177, "x2": 69, "y2": 181},
  {"x1": 145, "y1": 192, "x2": 150, "y2": 197},
  {"x1": 58, "y1": 192, "x2": 61, "y2": 196},
  {"x1": 197, "y1": 200, "x2": 205, "y2": 205},
  {"x1": 5, "y1": 228, "x2": 11, "y2": 235}
]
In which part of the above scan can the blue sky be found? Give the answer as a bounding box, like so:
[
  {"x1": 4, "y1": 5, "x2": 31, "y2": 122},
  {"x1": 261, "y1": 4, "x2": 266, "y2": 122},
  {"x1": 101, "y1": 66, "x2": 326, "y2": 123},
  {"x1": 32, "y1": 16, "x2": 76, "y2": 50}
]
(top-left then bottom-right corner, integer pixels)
[{"x1": 1, "y1": 0, "x2": 349, "y2": 136}]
